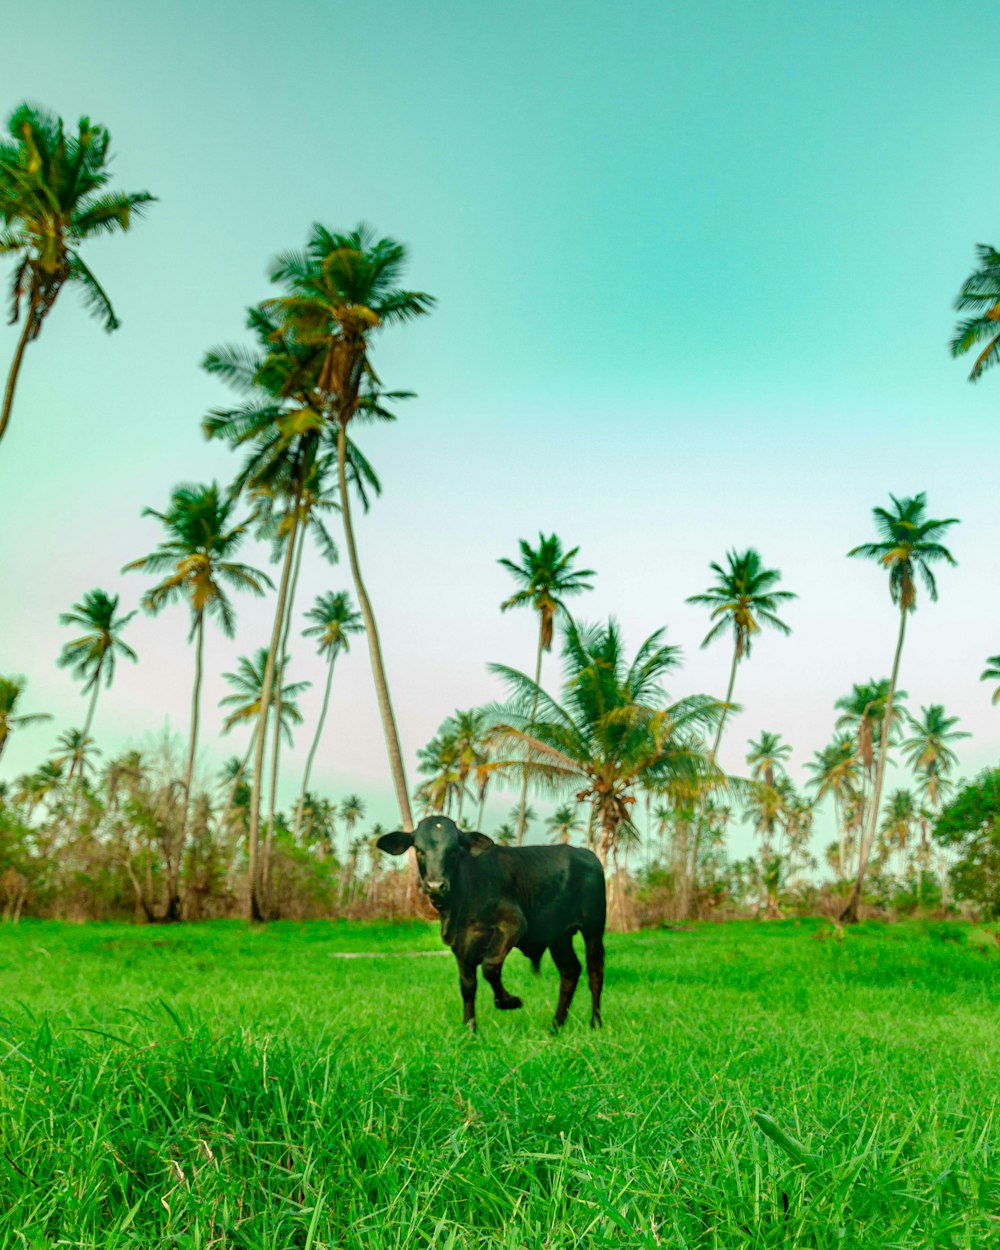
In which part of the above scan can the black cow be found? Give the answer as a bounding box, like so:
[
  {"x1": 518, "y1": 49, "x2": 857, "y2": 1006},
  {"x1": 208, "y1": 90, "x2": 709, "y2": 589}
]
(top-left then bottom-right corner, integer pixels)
[{"x1": 377, "y1": 815, "x2": 606, "y2": 1031}]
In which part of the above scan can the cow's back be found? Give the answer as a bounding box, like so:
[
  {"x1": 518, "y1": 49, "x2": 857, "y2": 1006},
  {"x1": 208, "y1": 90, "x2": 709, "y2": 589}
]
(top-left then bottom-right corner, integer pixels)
[{"x1": 497, "y1": 844, "x2": 606, "y2": 950}]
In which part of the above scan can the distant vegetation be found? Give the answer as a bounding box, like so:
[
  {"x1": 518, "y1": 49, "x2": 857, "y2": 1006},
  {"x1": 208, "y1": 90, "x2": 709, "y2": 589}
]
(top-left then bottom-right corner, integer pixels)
[{"x1": 1, "y1": 103, "x2": 997, "y2": 925}]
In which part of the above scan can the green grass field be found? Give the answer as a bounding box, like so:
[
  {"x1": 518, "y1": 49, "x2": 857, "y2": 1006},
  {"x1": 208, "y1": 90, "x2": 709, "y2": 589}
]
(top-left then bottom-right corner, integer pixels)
[{"x1": 0, "y1": 919, "x2": 996, "y2": 1248}]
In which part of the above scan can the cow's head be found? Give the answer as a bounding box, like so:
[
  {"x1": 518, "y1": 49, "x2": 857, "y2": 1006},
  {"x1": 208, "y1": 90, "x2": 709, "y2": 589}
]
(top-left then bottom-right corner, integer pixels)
[{"x1": 377, "y1": 815, "x2": 494, "y2": 907}]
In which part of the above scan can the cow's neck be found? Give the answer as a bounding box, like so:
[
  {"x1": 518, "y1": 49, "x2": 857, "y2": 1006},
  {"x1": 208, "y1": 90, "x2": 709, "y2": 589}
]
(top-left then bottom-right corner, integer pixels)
[{"x1": 437, "y1": 856, "x2": 477, "y2": 946}]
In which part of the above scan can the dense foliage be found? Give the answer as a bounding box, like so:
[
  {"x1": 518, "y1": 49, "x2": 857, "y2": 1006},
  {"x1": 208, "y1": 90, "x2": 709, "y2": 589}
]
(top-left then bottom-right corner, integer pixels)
[{"x1": 934, "y1": 769, "x2": 1000, "y2": 916}]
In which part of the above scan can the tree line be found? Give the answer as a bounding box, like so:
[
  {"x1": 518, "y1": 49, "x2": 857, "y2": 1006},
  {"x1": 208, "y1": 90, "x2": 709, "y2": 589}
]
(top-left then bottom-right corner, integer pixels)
[{"x1": 1, "y1": 102, "x2": 997, "y2": 924}]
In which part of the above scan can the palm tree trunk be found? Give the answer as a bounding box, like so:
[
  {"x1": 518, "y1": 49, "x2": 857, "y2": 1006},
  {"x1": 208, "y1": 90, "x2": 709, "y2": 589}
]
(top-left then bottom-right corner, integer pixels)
[
  {"x1": 711, "y1": 644, "x2": 740, "y2": 763},
  {"x1": 842, "y1": 607, "x2": 907, "y2": 923},
  {"x1": 835, "y1": 795, "x2": 845, "y2": 877},
  {"x1": 686, "y1": 644, "x2": 739, "y2": 916},
  {"x1": 294, "y1": 651, "x2": 336, "y2": 842},
  {"x1": 248, "y1": 500, "x2": 301, "y2": 921},
  {"x1": 335, "y1": 422, "x2": 414, "y2": 903},
  {"x1": 79, "y1": 675, "x2": 102, "y2": 764},
  {"x1": 67, "y1": 661, "x2": 104, "y2": 830},
  {"x1": 597, "y1": 809, "x2": 615, "y2": 869},
  {"x1": 515, "y1": 627, "x2": 545, "y2": 845},
  {"x1": 219, "y1": 731, "x2": 256, "y2": 833},
  {"x1": 477, "y1": 781, "x2": 488, "y2": 831},
  {"x1": 0, "y1": 298, "x2": 39, "y2": 448},
  {"x1": 264, "y1": 517, "x2": 307, "y2": 902},
  {"x1": 170, "y1": 611, "x2": 204, "y2": 921}
]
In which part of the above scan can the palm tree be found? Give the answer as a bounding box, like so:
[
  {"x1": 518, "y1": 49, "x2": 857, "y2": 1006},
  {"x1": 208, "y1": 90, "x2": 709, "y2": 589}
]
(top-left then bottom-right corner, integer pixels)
[
  {"x1": 746, "y1": 731, "x2": 792, "y2": 788},
  {"x1": 880, "y1": 789, "x2": 917, "y2": 881},
  {"x1": 205, "y1": 308, "x2": 362, "y2": 902},
  {"x1": 57, "y1": 589, "x2": 137, "y2": 780},
  {"x1": 416, "y1": 728, "x2": 463, "y2": 817},
  {"x1": 293, "y1": 591, "x2": 364, "y2": 840},
  {"x1": 545, "y1": 803, "x2": 582, "y2": 845},
  {"x1": 445, "y1": 708, "x2": 491, "y2": 827},
  {"x1": 0, "y1": 675, "x2": 51, "y2": 765},
  {"x1": 950, "y1": 245, "x2": 1000, "y2": 381},
  {"x1": 488, "y1": 619, "x2": 728, "y2": 869},
  {"x1": 508, "y1": 802, "x2": 538, "y2": 838},
  {"x1": 499, "y1": 533, "x2": 595, "y2": 843},
  {"x1": 842, "y1": 493, "x2": 959, "y2": 922},
  {"x1": 29, "y1": 760, "x2": 64, "y2": 811},
  {"x1": 124, "y1": 482, "x2": 270, "y2": 919},
  {"x1": 52, "y1": 728, "x2": 100, "y2": 780},
  {"x1": 264, "y1": 224, "x2": 434, "y2": 836},
  {"x1": 0, "y1": 103, "x2": 155, "y2": 447},
  {"x1": 902, "y1": 704, "x2": 968, "y2": 902},
  {"x1": 686, "y1": 549, "x2": 796, "y2": 766},
  {"x1": 494, "y1": 821, "x2": 516, "y2": 846},
  {"x1": 980, "y1": 655, "x2": 1000, "y2": 705},
  {"x1": 805, "y1": 733, "x2": 861, "y2": 877},
  {"x1": 340, "y1": 794, "x2": 365, "y2": 838},
  {"x1": 219, "y1": 650, "x2": 307, "y2": 737},
  {"x1": 901, "y1": 705, "x2": 968, "y2": 789},
  {"x1": 219, "y1": 647, "x2": 310, "y2": 903}
]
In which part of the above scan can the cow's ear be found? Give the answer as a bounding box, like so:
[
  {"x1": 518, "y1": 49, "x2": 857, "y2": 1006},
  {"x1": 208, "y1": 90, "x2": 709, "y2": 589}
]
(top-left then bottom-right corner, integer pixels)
[
  {"x1": 461, "y1": 830, "x2": 495, "y2": 857},
  {"x1": 377, "y1": 830, "x2": 415, "y2": 856}
]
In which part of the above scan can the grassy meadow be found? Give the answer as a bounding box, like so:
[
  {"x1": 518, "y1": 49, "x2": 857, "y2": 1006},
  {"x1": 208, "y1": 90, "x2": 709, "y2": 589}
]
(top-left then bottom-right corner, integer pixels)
[{"x1": 0, "y1": 920, "x2": 997, "y2": 1248}]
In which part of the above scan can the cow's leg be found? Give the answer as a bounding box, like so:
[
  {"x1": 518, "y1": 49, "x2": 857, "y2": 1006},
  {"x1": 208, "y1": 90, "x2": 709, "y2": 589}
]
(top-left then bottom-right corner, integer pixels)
[
  {"x1": 481, "y1": 909, "x2": 525, "y2": 1010},
  {"x1": 457, "y1": 955, "x2": 478, "y2": 1031},
  {"x1": 583, "y1": 931, "x2": 604, "y2": 1028},
  {"x1": 549, "y1": 934, "x2": 582, "y2": 1030}
]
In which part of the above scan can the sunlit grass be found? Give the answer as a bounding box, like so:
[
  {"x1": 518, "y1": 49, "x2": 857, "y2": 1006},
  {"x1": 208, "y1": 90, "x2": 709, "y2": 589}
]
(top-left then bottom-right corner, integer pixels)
[{"x1": 0, "y1": 919, "x2": 996, "y2": 1247}]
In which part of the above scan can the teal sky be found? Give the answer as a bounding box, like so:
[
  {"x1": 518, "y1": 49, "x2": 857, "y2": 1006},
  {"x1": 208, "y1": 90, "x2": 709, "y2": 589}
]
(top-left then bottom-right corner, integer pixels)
[{"x1": 1, "y1": 1, "x2": 997, "y2": 854}]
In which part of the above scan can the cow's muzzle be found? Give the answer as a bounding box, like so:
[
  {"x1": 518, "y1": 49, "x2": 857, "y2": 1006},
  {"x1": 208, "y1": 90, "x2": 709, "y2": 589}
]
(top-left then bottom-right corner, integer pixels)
[{"x1": 423, "y1": 879, "x2": 449, "y2": 904}]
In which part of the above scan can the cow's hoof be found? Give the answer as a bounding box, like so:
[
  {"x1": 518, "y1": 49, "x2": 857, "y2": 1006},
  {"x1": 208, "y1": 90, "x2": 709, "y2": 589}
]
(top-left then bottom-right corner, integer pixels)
[
  {"x1": 551, "y1": 1016, "x2": 566, "y2": 1033},
  {"x1": 590, "y1": 1012, "x2": 603, "y2": 1029},
  {"x1": 496, "y1": 995, "x2": 523, "y2": 1010},
  {"x1": 465, "y1": 1019, "x2": 477, "y2": 1033}
]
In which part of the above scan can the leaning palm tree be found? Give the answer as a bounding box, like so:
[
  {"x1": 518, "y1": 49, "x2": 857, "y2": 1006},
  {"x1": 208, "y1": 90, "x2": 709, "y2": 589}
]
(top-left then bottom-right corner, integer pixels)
[
  {"x1": 842, "y1": 493, "x2": 959, "y2": 922},
  {"x1": 980, "y1": 655, "x2": 1000, "y2": 705},
  {"x1": 57, "y1": 589, "x2": 137, "y2": 778},
  {"x1": 124, "y1": 482, "x2": 270, "y2": 920},
  {"x1": 687, "y1": 549, "x2": 796, "y2": 765},
  {"x1": 0, "y1": 103, "x2": 155, "y2": 448},
  {"x1": 264, "y1": 224, "x2": 434, "y2": 835},
  {"x1": 293, "y1": 591, "x2": 364, "y2": 841},
  {"x1": 0, "y1": 675, "x2": 51, "y2": 765},
  {"x1": 950, "y1": 244, "x2": 1000, "y2": 381},
  {"x1": 499, "y1": 533, "x2": 595, "y2": 843},
  {"x1": 487, "y1": 618, "x2": 729, "y2": 869},
  {"x1": 204, "y1": 307, "x2": 356, "y2": 894}
]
